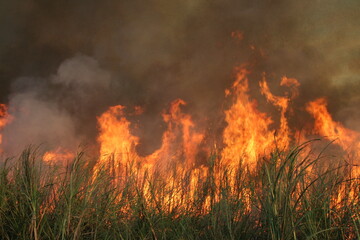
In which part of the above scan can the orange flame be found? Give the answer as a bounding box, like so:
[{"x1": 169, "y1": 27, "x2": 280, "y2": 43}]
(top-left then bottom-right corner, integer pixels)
[
  {"x1": 306, "y1": 98, "x2": 360, "y2": 158},
  {"x1": 1, "y1": 62, "x2": 359, "y2": 215},
  {"x1": 147, "y1": 99, "x2": 204, "y2": 171},
  {"x1": 43, "y1": 148, "x2": 75, "y2": 164},
  {"x1": 221, "y1": 68, "x2": 275, "y2": 167},
  {"x1": 96, "y1": 99, "x2": 204, "y2": 177},
  {"x1": 0, "y1": 104, "x2": 12, "y2": 152},
  {"x1": 259, "y1": 76, "x2": 300, "y2": 149},
  {"x1": 306, "y1": 98, "x2": 360, "y2": 207},
  {"x1": 96, "y1": 105, "x2": 140, "y2": 178}
]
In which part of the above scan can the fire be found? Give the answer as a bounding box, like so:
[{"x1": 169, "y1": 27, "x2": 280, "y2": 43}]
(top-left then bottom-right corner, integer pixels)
[
  {"x1": 90, "y1": 68, "x2": 360, "y2": 214},
  {"x1": 306, "y1": 98, "x2": 360, "y2": 208},
  {"x1": 221, "y1": 68, "x2": 275, "y2": 167},
  {"x1": 259, "y1": 76, "x2": 299, "y2": 149},
  {"x1": 147, "y1": 99, "x2": 204, "y2": 171},
  {"x1": 94, "y1": 99, "x2": 205, "y2": 211},
  {"x1": 0, "y1": 104, "x2": 8, "y2": 128},
  {"x1": 306, "y1": 98, "x2": 360, "y2": 159},
  {"x1": 0, "y1": 104, "x2": 12, "y2": 152},
  {"x1": 96, "y1": 105, "x2": 140, "y2": 178},
  {"x1": 221, "y1": 70, "x2": 302, "y2": 171},
  {"x1": 1, "y1": 67, "x2": 357, "y2": 179},
  {"x1": 96, "y1": 99, "x2": 204, "y2": 176},
  {"x1": 0, "y1": 64, "x2": 358, "y2": 219},
  {"x1": 42, "y1": 148, "x2": 75, "y2": 164}
]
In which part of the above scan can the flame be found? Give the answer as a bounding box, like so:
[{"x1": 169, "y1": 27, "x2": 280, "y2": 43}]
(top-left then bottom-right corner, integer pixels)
[
  {"x1": 0, "y1": 104, "x2": 8, "y2": 128},
  {"x1": 220, "y1": 69, "x2": 303, "y2": 170},
  {"x1": 1, "y1": 62, "x2": 359, "y2": 216},
  {"x1": 306, "y1": 98, "x2": 360, "y2": 158},
  {"x1": 0, "y1": 104, "x2": 12, "y2": 152},
  {"x1": 221, "y1": 68, "x2": 275, "y2": 167},
  {"x1": 94, "y1": 99, "x2": 205, "y2": 211},
  {"x1": 306, "y1": 97, "x2": 359, "y2": 210},
  {"x1": 259, "y1": 76, "x2": 300, "y2": 149},
  {"x1": 43, "y1": 148, "x2": 75, "y2": 163},
  {"x1": 96, "y1": 99, "x2": 204, "y2": 177},
  {"x1": 147, "y1": 99, "x2": 204, "y2": 171},
  {"x1": 96, "y1": 105, "x2": 140, "y2": 178},
  {"x1": 280, "y1": 76, "x2": 300, "y2": 98}
]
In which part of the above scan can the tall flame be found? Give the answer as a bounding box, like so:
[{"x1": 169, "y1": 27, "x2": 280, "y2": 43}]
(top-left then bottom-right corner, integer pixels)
[
  {"x1": 306, "y1": 98, "x2": 360, "y2": 207},
  {"x1": 96, "y1": 105, "x2": 140, "y2": 177},
  {"x1": 259, "y1": 76, "x2": 300, "y2": 149},
  {"x1": 1, "y1": 65, "x2": 359, "y2": 216},
  {"x1": 96, "y1": 99, "x2": 204, "y2": 177},
  {"x1": 147, "y1": 99, "x2": 204, "y2": 171},
  {"x1": 1, "y1": 66, "x2": 358, "y2": 192},
  {"x1": 221, "y1": 68, "x2": 274, "y2": 167}
]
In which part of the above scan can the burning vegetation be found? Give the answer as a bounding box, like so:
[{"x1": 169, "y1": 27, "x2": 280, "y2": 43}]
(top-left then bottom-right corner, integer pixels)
[
  {"x1": 0, "y1": 63, "x2": 359, "y2": 239},
  {"x1": 9, "y1": 65, "x2": 354, "y2": 179},
  {"x1": 0, "y1": 0, "x2": 359, "y2": 239}
]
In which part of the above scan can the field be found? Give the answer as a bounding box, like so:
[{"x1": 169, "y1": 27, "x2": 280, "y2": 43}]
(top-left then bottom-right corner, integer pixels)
[{"x1": 0, "y1": 141, "x2": 359, "y2": 240}]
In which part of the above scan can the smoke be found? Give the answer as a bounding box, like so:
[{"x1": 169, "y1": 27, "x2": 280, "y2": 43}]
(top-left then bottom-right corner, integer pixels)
[
  {"x1": 2, "y1": 55, "x2": 113, "y2": 154},
  {"x1": 2, "y1": 91, "x2": 77, "y2": 155},
  {"x1": 0, "y1": 0, "x2": 359, "y2": 154},
  {"x1": 53, "y1": 55, "x2": 111, "y2": 88}
]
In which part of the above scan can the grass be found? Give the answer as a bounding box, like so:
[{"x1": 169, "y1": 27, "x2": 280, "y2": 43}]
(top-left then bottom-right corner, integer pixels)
[{"x1": 0, "y1": 141, "x2": 359, "y2": 240}]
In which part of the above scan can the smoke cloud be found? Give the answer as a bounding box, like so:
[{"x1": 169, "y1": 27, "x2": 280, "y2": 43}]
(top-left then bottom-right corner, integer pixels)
[
  {"x1": 0, "y1": 0, "x2": 359, "y2": 154},
  {"x1": 2, "y1": 55, "x2": 114, "y2": 154}
]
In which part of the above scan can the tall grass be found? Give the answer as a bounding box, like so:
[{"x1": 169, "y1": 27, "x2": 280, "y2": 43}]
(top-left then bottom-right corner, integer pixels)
[{"x1": 0, "y1": 141, "x2": 358, "y2": 239}]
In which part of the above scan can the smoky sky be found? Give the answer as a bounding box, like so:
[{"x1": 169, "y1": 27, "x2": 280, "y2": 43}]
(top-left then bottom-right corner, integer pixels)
[{"x1": 0, "y1": 0, "x2": 359, "y2": 155}]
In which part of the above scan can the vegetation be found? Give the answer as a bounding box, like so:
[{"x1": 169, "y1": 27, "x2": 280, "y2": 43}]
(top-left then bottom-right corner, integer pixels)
[{"x1": 0, "y1": 141, "x2": 359, "y2": 240}]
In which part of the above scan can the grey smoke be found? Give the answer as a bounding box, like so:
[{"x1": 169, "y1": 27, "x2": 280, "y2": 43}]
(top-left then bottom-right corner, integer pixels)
[
  {"x1": 2, "y1": 92, "x2": 77, "y2": 155},
  {"x1": 52, "y1": 55, "x2": 111, "y2": 88},
  {"x1": 2, "y1": 55, "x2": 112, "y2": 155}
]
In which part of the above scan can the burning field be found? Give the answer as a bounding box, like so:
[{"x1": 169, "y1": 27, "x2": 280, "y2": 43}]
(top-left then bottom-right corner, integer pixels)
[{"x1": 0, "y1": 0, "x2": 359, "y2": 239}]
